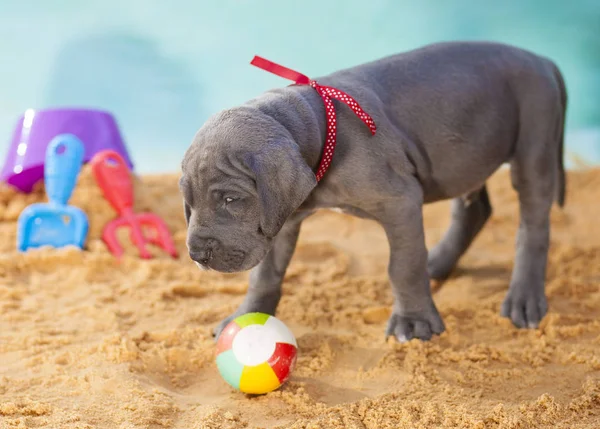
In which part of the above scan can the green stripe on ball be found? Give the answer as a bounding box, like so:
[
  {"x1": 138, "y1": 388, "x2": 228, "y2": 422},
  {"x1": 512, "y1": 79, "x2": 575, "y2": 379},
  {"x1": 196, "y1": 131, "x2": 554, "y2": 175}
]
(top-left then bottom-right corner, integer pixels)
[{"x1": 234, "y1": 312, "x2": 270, "y2": 328}]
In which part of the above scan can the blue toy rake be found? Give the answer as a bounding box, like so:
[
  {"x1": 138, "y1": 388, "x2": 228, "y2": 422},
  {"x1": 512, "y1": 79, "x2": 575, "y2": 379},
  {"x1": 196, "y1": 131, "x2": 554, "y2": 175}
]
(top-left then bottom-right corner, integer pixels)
[{"x1": 17, "y1": 134, "x2": 89, "y2": 251}]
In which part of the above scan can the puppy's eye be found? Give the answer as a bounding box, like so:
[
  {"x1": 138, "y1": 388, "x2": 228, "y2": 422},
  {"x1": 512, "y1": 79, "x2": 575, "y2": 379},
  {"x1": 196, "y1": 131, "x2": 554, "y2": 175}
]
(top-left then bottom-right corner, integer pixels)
[{"x1": 224, "y1": 197, "x2": 237, "y2": 204}]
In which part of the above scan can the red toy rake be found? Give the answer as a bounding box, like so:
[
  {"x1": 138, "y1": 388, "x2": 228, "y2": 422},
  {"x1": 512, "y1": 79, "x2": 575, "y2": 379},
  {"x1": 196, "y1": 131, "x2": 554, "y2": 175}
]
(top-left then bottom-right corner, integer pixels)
[{"x1": 90, "y1": 150, "x2": 178, "y2": 260}]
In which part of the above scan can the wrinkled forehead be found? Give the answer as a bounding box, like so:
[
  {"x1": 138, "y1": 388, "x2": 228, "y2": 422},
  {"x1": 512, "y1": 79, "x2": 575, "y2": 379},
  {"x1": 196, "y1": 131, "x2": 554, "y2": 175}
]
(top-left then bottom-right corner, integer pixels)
[
  {"x1": 180, "y1": 145, "x2": 256, "y2": 200},
  {"x1": 181, "y1": 153, "x2": 212, "y2": 190}
]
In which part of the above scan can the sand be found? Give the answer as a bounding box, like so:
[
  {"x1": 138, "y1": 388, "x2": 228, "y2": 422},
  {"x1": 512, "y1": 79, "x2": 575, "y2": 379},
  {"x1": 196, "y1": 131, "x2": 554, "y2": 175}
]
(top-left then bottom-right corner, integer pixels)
[{"x1": 1, "y1": 166, "x2": 599, "y2": 429}]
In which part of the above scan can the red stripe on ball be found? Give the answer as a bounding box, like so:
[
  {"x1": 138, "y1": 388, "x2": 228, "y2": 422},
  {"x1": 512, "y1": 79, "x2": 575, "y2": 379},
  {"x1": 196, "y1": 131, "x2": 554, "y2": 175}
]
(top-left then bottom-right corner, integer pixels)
[{"x1": 268, "y1": 342, "x2": 297, "y2": 383}]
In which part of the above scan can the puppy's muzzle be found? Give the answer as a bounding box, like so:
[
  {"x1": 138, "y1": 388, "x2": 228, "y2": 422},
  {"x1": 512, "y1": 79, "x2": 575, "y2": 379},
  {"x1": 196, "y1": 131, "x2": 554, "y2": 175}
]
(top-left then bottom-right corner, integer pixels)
[{"x1": 188, "y1": 237, "x2": 220, "y2": 267}]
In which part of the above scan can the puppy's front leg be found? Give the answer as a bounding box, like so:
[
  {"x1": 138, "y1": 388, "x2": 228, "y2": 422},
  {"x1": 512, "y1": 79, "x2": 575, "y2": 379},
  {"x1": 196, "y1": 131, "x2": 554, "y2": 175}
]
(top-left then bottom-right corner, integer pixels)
[
  {"x1": 377, "y1": 183, "x2": 445, "y2": 342},
  {"x1": 212, "y1": 212, "x2": 312, "y2": 340}
]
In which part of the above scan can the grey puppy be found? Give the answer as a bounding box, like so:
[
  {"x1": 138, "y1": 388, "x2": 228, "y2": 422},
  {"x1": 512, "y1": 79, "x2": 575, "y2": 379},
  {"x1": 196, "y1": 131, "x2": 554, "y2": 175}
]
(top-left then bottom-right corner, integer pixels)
[{"x1": 180, "y1": 41, "x2": 567, "y2": 342}]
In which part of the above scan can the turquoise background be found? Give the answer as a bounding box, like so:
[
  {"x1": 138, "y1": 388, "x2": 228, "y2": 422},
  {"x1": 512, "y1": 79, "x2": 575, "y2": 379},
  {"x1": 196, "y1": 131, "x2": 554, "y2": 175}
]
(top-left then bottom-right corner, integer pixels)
[{"x1": 1, "y1": 0, "x2": 599, "y2": 173}]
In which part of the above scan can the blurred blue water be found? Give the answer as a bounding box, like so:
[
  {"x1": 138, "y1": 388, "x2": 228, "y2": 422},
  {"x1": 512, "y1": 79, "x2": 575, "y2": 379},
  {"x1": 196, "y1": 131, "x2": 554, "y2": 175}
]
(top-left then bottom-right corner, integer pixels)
[{"x1": 0, "y1": 0, "x2": 598, "y2": 173}]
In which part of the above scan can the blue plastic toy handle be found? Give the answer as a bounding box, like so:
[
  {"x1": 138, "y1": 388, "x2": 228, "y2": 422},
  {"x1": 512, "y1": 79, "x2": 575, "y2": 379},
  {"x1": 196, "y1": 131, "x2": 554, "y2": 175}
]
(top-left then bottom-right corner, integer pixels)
[{"x1": 44, "y1": 134, "x2": 85, "y2": 206}]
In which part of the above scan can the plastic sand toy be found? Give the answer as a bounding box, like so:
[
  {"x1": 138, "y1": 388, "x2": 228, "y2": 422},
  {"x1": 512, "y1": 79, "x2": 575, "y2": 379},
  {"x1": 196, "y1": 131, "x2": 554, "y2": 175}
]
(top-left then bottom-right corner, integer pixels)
[
  {"x1": 1, "y1": 107, "x2": 134, "y2": 193},
  {"x1": 17, "y1": 134, "x2": 89, "y2": 251},
  {"x1": 90, "y1": 149, "x2": 177, "y2": 260}
]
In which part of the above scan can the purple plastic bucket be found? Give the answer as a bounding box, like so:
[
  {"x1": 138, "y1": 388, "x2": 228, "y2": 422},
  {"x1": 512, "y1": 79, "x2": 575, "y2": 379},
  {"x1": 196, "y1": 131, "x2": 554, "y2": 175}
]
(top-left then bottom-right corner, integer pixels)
[{"x1": 1, "y1": 107, "x2": 134, "y2": 193}]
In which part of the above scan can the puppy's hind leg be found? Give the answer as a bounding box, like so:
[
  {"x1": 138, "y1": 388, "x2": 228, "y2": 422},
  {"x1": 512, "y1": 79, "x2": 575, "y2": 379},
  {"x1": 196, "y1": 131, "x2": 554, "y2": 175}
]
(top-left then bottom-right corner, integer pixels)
[
  {"x1": 501, "y1": 76, "x2": 565, "y2": 329},
  {"x1": 501, "y1": 154, "x2": 555, "y2": 328},
  {"x1": 427, "y1": 185, "x2": 492, "y2": 280}
]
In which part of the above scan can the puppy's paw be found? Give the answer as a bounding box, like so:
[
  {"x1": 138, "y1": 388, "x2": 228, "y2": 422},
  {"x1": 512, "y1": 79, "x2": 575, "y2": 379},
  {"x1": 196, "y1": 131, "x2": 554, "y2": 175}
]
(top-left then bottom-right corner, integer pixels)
[
  {"x1": 501, "y1": 285, "x2": 548, "y2": 329},
  {"x1": 385, "y1": 305, "x2": 445, "y2": 342}
]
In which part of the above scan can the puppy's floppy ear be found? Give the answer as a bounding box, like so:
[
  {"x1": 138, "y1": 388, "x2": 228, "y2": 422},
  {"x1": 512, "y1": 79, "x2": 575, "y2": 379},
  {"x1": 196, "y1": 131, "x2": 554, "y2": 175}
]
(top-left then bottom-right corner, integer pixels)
[{"x1": 244, "y1": 140, "x2": 317, "y2": 238}]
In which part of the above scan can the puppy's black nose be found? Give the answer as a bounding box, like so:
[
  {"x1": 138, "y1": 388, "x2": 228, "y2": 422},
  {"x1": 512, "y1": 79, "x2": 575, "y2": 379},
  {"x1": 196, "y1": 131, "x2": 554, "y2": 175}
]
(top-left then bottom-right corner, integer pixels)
[
  {"x1": 188, "y1": 237, "x2": 219, "y2": 265},
  {"x1": 189, "y1": 249, "x2": 212, "y2": 265}
]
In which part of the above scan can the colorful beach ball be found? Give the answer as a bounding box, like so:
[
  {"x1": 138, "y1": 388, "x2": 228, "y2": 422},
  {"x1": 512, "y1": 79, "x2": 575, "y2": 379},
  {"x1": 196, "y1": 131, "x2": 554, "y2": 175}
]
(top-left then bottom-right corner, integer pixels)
[{"x1": 215, "y1": 312, "x2": 298, "y2": 394}]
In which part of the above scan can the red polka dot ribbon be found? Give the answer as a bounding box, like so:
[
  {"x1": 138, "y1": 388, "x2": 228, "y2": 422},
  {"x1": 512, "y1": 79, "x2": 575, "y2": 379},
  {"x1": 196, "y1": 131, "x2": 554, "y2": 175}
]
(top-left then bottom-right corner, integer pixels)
[{"x1": 250, "y1": 56, "x2": 377, "y2": 182}]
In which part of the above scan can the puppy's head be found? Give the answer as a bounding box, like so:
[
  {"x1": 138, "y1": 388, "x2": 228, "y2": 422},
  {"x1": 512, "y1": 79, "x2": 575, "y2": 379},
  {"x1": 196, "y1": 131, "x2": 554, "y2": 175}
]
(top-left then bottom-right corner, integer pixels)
[{"x1": 180, "y1": 107, "x2": 317, "y2": 273}]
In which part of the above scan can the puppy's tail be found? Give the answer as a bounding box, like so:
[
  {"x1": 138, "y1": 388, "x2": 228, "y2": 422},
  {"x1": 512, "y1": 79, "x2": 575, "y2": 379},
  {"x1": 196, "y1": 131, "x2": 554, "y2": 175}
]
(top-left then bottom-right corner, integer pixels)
[{"x1": 553, "y1": 63, "x2": 567, "y2": 208}]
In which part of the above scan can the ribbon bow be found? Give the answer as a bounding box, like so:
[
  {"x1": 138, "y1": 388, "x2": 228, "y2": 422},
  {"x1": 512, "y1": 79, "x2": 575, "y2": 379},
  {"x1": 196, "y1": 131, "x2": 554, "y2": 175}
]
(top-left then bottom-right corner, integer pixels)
[{"x1": 250, "y1": 56, "x2": 377, "y2": 182}]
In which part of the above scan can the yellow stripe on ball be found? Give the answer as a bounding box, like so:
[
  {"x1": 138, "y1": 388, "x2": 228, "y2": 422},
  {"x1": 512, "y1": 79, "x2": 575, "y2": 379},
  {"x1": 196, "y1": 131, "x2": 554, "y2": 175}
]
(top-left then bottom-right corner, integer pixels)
[{"x1": 239, "y1": 362, "x2": 281, "y2": 394}]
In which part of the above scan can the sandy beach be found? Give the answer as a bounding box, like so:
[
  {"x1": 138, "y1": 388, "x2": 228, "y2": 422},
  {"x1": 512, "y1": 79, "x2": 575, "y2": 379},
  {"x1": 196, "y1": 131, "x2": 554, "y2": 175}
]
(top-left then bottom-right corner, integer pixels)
[{"x1": 1, "y1": 166, "x2": 599, "y2": 428}]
